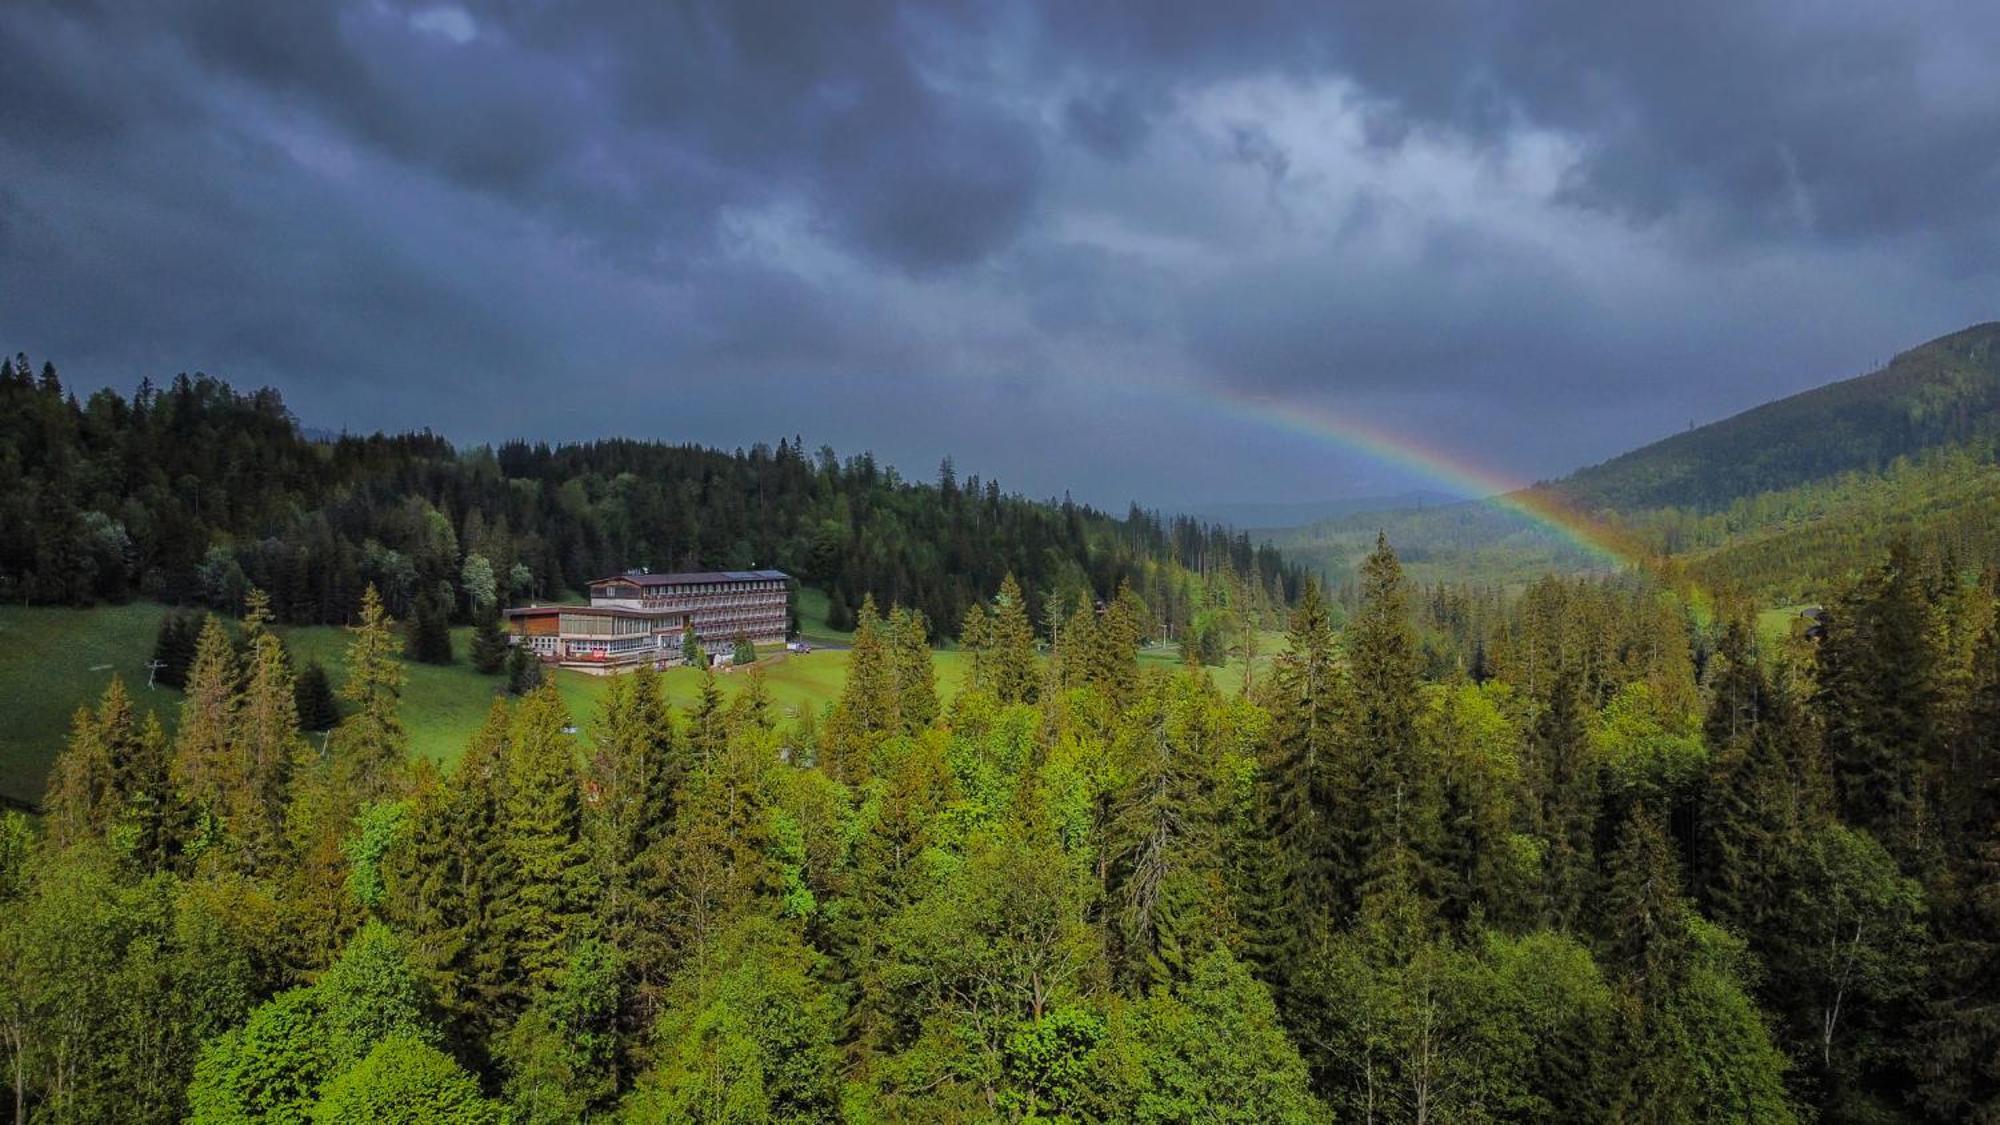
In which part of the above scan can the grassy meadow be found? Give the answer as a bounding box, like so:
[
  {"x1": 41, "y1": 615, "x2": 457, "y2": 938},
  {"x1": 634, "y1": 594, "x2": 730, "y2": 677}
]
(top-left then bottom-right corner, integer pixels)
[{"x1": 0, "y1": 596, "x2": 1274, "y2": 807}]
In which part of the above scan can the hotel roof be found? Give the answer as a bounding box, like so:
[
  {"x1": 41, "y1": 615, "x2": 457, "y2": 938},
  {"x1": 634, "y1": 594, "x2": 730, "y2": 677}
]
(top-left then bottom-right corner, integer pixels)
[
  {"x1": 589, "y1": 569, "x2": 790, "y2": 587},
  {"x1": 504, "y1": 603, "x2": 678, "y2": 619}
]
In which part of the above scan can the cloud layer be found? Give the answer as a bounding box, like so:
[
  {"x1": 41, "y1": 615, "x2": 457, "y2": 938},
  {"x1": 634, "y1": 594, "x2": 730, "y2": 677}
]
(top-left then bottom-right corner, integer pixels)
[{"x1": 3, "y1": 0, "x2": 1996, "y2": 506}]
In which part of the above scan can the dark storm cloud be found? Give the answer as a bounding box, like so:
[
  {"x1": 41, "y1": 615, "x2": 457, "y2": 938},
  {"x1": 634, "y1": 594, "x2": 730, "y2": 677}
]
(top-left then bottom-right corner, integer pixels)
[{"x1": 1, "y1": 0, "x2": 1997, "y2": 504}]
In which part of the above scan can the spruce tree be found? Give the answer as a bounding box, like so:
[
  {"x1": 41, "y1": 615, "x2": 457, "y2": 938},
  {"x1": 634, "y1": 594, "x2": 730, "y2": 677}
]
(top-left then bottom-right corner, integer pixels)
[
  {"x1": 988, "y1": 574, "x2": 1040, "y2": 704},
  {"x1": 1816, "y1": 540, "x2": 1942, "y2": 868},
  {"x1": 1253, "y1": 580, "x2": 1346, "y2": 985},
  {"x1": 124, "y1": 713, "x2": 177, "y2": 872},
  {"x1": 1050, "y1": 597, "x2": 1100, "y2": 696},
  {"x1": 405, "y1": 590, "x2": 454, "y2": 666},
  {"x1": 585, "y1": 666, "x2": 684, "y2": 981},
  {"x1": 826, "y1": 597, "x2": 896, "y2": 774},
  {"x1": 499, "y1": 683, "x2": 597, "y2": 998},
  {"x1": 171, "y1": 614, "x2": 241, "y2": 852},
  {"x1": 505, "y1": 642, "x2": 544, "y2": 696},
  {"x1": 890, "y1": 606, "x2": 937, "y2": 733},
  {"x1": 336, "y1": 585, "x2": 409, "y2": 804},
  {"x1": 1343, "y1": 535, "x2": 1441, "y2": 907},
  {"x1": 470, "y1": 602, "x2": 510, "y2": 675},
  {"x1": 295, "y1": 660, "x2": 340, "y2": 732},
  {"x1": 150, "y1": 610, "x2": 203, "y2": 690},
  {"x1": 237, "y1": 589, "x2": 302, "y2": 872},
  {"x1": 1108, "y1": 674, "x2": 1229, "y2": 991},
  {"x1": 1090, "y1": 581, "x2": 1144, "y2": 708},
  {"x1": 1535, "y1": 669, "x2": 1600, "y2": 930},
  {"x1": 1603, "y1": 804, "x2": 1692, "y2": 991},
  {"x1": 45, "y1": 700, "x2": 116, "y2": 849},
  {"x1": 385, "y1": 699, "x2": 517, "y2": 1037},
  {"x1": 687, "y1": 665, "x2": 729, "y2": 771},
  {"x1": 730, "y1": 664, "x2": 775, "y2": 733},
  {"x1": 960, "y1": 600, "x2": 992, "y2": 693}
]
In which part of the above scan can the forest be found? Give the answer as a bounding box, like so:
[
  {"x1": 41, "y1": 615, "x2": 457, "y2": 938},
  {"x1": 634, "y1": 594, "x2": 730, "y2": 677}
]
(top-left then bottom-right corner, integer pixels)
[
  {"x1": 0, "y1": 354, "x2": 1300, "y2": 645},
  {"x1": 3, "y1": 530, "x2": 1995, "y2": 1123}
]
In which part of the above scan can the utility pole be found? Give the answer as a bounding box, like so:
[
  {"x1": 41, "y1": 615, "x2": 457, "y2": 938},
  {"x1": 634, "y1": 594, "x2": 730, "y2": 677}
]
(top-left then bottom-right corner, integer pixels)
[{"x1": 145, "y1": 659, "x2": 165, "y2": 689}]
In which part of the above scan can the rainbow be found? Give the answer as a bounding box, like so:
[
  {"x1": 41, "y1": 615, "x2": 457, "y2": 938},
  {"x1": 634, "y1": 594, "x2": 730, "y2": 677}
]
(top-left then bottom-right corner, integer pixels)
[{"x1": 1178, "y1": 379, "x2": 1651, "y2": 569}]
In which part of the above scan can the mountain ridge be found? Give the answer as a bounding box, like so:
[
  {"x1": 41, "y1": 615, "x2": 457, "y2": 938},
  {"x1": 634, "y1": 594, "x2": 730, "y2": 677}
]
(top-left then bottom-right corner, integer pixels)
[{"x1": 1542, "y1": 321, "x2": 2000, "y2": 513}]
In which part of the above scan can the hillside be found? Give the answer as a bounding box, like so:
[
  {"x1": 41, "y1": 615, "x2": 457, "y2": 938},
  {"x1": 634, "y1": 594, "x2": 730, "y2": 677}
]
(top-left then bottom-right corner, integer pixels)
[
  {"x1": 1272, "y1": 321, "x2": 2000, "y2": 592},
  {"x1": 1552, "y1": 321, "x2": 2000, "y2": 513},
  {"x1": 0, "y1": 357, "x2": 1301, "y2": 663}
]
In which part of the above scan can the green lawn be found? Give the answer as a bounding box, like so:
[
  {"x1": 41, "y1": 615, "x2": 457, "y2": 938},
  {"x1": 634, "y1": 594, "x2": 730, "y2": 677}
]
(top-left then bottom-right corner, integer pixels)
[
  {"x1": 0, "y1": 602, "x2": 957, "y2": 805},
  {"x1": 792, "y1": 585, "x2": 855, "y2": 646},
  {"x1": 0, "y1": 603, "x2": 183, "y2": 808},
  {"x1": 0, "y1": 601, "x2": 1254, "y2": 808}
]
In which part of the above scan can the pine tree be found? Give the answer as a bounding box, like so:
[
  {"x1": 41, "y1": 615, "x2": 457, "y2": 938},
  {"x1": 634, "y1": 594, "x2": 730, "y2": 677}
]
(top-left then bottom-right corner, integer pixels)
[
  {"x1": 336, "y1": 585, "x2": 409, "y2": 804},
  {"x1": 585, "y1": 666, "x2": 685, "y2": 995},
  {"x1": 1343, "y1": 535, "x2": 1442, "y2": 907},
  {"x1": 45, "y1": 700, "x2": 117, "y2": 849},
  {"x1": 505, "y1": 642, "x2": 544, "y2": 696},
  {"x1": 498, "y1": 683, "x2": 597, "y2": 997},
  {"x1": 826, "y1": 597, "x2": 896, "y2": 776},
  {"x1": 149, "y1": 610, "x2": 203, "y2": 690},
  {"x1": 960, "y1": 601, "x2": 992, "y2": 694},
  {"x1": 237, "y1": 589, "x2": 302, "y2": 872},
  {"x1": 171, "y1": 614, "x2": 241, "y2": 853},
  {"x1": 1252, "y1": 580, "x2": 1347, "y2": 986},
  {"x1": 1816, "y1": 540, "x2": 1942, "y2": 868},
  {"x1": 988, "y1": 574, "x2": 1040, "y2": 704},
  {"x1": 295, "y1": 660, "x2": 340, "y2": 732},
  {"x1": 1091, "y1": 581, "x2": 1144, "y2": 708},
  {"x1": 385, "y1": 699, "x2": 517, "y2": 1037},
  {"x1": 890, "y1": 606, "x2": 937, "y2": 733},
  {"x1": 1535, "y1": 669, "x2": 1600, "y2": 930},
  {"x1": 471, "y1": 602, "x2": 510, "y2": 675},
  {"x1": 687, "y1": 665, "x2": 729, "y2": 771},
  {"x1": 405, "y1": 590, "x2": 455, "y2": 665}
]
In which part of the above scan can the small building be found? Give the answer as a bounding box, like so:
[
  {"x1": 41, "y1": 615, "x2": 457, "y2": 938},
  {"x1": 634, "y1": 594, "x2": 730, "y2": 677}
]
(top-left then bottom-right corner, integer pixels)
[{"x1": 506, "y1": 568, "x2": 789, "y2": 672}]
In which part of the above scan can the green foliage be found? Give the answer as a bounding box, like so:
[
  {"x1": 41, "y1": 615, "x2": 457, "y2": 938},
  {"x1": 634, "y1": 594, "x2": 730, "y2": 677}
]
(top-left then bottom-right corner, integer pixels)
[
  {"x1": 504, "y1": 641, "x2": 544, "y2": 696},
  {"x1": 1115, "y1": 948, "x2": 1327, "y2": 1124},
  {"x1": 10, "y1": 520, "x2": 1998, "y2": 1124},
  {"x1": 294, "y1": 660, "x2": 341, "y2": 732},
  {"x1": 188, "y1": 919, "x2": 441, "y2": 1123},
  {"x1": 470, "y1": 602, "x2": 510, "y2": 675},
  {"x1": 188, "y1": 988, "x2": 337, "y2": 1125},
  {"x1": 498, "y1": 684, "x2": 595, "y2": 994},
  {"x1": 624, "y1": 920, "x2": 844, "y2": 1124},
  {"x1": 151, "y1": 609, "x2": 205, "y2": 690},
  {"x1": 404, "y1": 588, "x2": 456, "y2": 666},
  {"x1": 500, "y1": 940, "x2": 625, "y2": 1123},
  {"x1": 311, "y1": 1035, "x2": 503, "y2": 1125},
  {"x1": 341, "y1": 801, "x2": 411, "y2": 911}
]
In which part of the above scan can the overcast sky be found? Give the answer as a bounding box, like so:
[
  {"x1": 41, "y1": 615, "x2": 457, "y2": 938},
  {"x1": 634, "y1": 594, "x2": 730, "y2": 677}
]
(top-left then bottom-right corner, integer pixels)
[{"x1": 3, "y1": 2, "x2": 1997, "y2": 509}]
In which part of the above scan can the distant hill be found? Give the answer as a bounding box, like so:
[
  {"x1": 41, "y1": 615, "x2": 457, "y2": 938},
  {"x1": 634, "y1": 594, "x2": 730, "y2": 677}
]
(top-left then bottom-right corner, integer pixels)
[
  {"x1": 1550, "y1": 322, "x2": 2000, "y2": 513},
  {"x1": 1270, "y1": 321, "x2": 2000, "y2": 592}
]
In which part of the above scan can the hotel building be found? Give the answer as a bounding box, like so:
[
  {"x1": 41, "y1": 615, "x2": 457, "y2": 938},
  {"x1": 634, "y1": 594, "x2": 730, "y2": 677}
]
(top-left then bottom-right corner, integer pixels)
[{"x1": 505, "y1": 569, "x2": 790, "y2": 671}]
